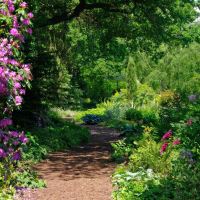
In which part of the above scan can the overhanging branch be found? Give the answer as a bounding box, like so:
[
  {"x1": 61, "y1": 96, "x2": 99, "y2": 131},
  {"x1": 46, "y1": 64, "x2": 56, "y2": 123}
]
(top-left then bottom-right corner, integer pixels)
[{"x1": 36, "y1": 1, "x2": 129, "y2": 28}]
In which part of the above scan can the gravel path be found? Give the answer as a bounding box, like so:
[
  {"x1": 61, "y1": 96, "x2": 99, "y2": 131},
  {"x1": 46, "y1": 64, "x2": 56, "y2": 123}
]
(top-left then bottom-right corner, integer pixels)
[{"x1": 18, "y1": 125, "x2": 120, "y2": 200}]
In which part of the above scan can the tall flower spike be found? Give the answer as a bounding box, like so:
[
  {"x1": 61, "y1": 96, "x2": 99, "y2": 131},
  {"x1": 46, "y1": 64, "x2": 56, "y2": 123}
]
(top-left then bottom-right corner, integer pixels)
[{"x1": 162, "y1": 130, "x2": 172, "y2": 140}]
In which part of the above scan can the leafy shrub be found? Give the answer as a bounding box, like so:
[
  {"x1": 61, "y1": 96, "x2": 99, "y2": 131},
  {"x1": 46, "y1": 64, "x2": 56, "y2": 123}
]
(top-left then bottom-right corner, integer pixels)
[
  {"x1": 104, "y1": 104, "x2": 128, "y2": 120},
  {"x1": 125, "y1": 108, "x2": 158, "y2": 127},
  {"x1": 112, "y1": 127, "x2": 181, "y2": 199},
  {"x1": 111, "y1": 139, "x2": 133, "y2": 163},
  {"x1": 31, "y1": 123, "x2": 90, "y2": 152},
  {"x1": 0, "y1": 162, "x2": 17, "y2": 199},
  {"x1": 171, "y1": 98, "x2": 200, "y2": 157},
  {"x1": 101, "y1": 90, "x2": 129, "y2": 120},
  {"x1": 125, "y1": 109, "x2": 143, "y2": 121},
  {"x1": 141, "y1": 109, "x2": 158, "y2": 125},
  {"x1": 114, "y1": 160, "x2": 200, "y2": 200},
  {"x1": 134, "y1": 84, "x2": 156, "y2": 108},
  {"x1": 134, "y1": 153, "x2": 200, "y2": 200},
  {"x1": 22, "y1": 133, "x2": 48, "y2": 162},
  {"x1": 113, "y1": 167, "x2": 161, "y2": 200},
  {"x1": 82, "y1": 114, "x2": 102, "y2": 125},
  {"x1": 158, "y1": 90, "x2": 185, "y2": 133},
  {"x1": 16, "y1": 169, "x2": 46, "y2": 189},
  {"x1": 128, "y1": 132, "x2": 177, "y2": 175}
]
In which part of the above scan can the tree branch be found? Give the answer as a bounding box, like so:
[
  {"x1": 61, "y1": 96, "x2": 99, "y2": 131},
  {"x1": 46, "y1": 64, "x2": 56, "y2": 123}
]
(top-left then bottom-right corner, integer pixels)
[{"x1": 36, "y1": 1, "x2": 129, "y2": 28}]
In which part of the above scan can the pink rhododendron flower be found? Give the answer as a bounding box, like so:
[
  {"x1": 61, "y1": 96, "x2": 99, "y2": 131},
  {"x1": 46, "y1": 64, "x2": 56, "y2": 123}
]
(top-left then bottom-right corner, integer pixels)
[
  {"x1": 9, "y1": 59, "x2": 20, "y2": 66},
  {"x1": 3, "y1": 135, "x2": 9, "y2": 143},
  {"x1": 27, "y1": 28, "x2": 33, "y2": 35},
  {"x1": 160, "y1": 142, "x2": 169, "y2": 155},
  {"x1": 8, "y1": 147, "x2": 14, "y2": 153},
  {"x1": 27, "y1": 12, "x2": 34, "y2": 19},
  {"x1": 8, "y1": 2, "x2": 15, "y2": 13},
  {"x1": 10, "y1": 28, "x2": 19, "y2": 37},
  {"x1": 13, "y1": 16, "x2": 19, "y2": 28},
  {"x1": 19, "y1": 89, "x2": 25, "y2": 95},
  {"x1": 0, "y1": 148, "x2": 6, "y2": 158},
  {"x1": 10, "y1": 131, "x2": 19, "y2": 137},
  {"x1": 20, "y1": 2, "x2": 28, "y2": 8},
  {"x1": 14, "y1": 82, "x2": 21, "y2": 89},
  {"x1": 0, "y1": 9, "x2": 7, "y2": 16},
  {"x1": 162, "y1": 130, "x2": 172, "y2": 140},
  {"x1": 15, "y1": 95, "x2": 23, "y2": 106},
  {"x1": 22, "y1": 18, "x2": 30, "y2": 25},
  {"x1": 0, "y1": 118, "x2": 12, "y2": 128},
  {"x1": 17, "y1": 34, "x2": 25, "y2": 42},
  {"x1": 0, "y1": 78, "x2": 8, "y2": 95},
  {"x1": 19, "y1": 135, "x2": 28, "y2": 144}
]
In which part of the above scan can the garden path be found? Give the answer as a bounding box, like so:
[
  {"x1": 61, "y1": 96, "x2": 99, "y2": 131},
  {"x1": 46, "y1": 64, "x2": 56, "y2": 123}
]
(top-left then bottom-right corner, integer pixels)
[{"x1": 20, "y1": 125, "x2": 120, "y2": 200}]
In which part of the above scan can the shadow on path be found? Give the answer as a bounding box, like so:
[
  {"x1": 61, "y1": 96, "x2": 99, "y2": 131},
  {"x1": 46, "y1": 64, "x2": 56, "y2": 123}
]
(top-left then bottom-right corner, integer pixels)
[{"x1": 24, "y1": 125, "x2": 121, "y2": 200}]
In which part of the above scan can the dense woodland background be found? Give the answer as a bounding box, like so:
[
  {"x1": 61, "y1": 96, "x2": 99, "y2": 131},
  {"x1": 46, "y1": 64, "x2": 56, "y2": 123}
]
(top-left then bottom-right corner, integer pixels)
[{"x1": 14, "y1": 0, "x2": 200, "y2": 124}]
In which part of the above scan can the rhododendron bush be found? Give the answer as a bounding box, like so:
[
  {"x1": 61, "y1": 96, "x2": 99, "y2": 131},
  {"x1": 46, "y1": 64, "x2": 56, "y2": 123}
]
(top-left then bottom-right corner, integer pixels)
[{"x1": 0, "y1": 0, "x2": 33, "y2": 195}]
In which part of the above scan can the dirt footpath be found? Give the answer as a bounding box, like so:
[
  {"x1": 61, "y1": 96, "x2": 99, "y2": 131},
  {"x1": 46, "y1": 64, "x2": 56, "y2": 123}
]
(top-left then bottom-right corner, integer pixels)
[{"x1": 20, "y1": 125, "x2": 120, "y2": 200}]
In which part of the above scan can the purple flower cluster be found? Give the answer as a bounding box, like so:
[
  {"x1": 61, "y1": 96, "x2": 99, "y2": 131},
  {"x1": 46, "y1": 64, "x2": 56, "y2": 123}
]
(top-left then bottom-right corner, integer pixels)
[
  {"x1": 0, "y1": 0, "x2": 32, "y2": 163},
  {"x1": 0, "y1": 118, "x2": 28, "y2": 160},
  {"x1": 0, "y1": 38, "x2": 31, "y2": 107},
  {"x1": 0, "y1": 118, "x2": 12, "y2": 128},
  {"x1": 0, "y1": 126, "x2": 28, "y2": 160}
]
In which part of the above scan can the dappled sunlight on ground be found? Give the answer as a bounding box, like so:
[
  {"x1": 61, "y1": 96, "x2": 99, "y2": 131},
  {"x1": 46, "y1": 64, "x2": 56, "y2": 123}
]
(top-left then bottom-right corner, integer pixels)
[{"x1": 23, "y1": 125, "x2": 120, "y2": 200}]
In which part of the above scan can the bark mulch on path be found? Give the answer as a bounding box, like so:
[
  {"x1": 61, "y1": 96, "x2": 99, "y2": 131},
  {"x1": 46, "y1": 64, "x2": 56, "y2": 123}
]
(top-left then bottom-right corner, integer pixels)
[{"x1": 18, "y1": 125, "x2": 120, "y2": 200}]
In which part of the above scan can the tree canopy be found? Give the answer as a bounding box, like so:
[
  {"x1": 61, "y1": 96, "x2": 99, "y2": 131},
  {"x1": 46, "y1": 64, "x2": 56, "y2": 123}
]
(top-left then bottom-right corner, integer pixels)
[{"x1": 22, "y1": 0, "x2": 200, "y2": 108}]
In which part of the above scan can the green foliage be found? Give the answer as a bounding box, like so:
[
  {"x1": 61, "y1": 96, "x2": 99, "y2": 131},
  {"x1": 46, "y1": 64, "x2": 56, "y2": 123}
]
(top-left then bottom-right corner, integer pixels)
[
  {"x1": 111, "y1": 139, "x2": 133, "y2": 163},
  {"x1": 128, "y1": 133, "x2": 177, "y2": 175},
  {"x1": 113, "y1": 160, "x2": 200, "y2": 200},
  {"x1": 172, "y1": 99, "x2": 200, "y2": 157},
  {"x1": 48, "y1": 107, "x2": 76, "y2": 119},
  {"x1": 0, "y1": 162, "x2": 16, "y2": 199},
  {"x1": 31, "y1": 121, "x2": 90, "y2": 152},
  {"x1": 125, "y1": 109, "x2": 143, "y2": 122},
  {"x1": 112, "y1": 93, "x2": 200, "y2": 200},
  {"x1": 23, "y1": 133, "x2": 48, "y2": 162},
  {"x1": 157, "y1": 90, "x2": 185, "y2": 133},
  {"x1": 16, "y1": 169, "x2": 46, "y2": 189},
  {"x1": 134, "y1": 84, "x2": 156, "y2": 108},
  {"x1": 24, "y1": 0, "x2": 198, "y2": 110},
  {"x1": 126, "y1": 56, "x2": 138, "y2": 106},
  {"x1": 146, "y1": 43, "x2": 200, "y2": 94},
  {"x1": 113, "y1": 167, "x2": 161, "y2": 200},
  {"x1": 103, "y1": 90, "x2": 129, "y2": 120},
  {"x1": 112, "y1": 128, "x2": 179, "y2": 200}
]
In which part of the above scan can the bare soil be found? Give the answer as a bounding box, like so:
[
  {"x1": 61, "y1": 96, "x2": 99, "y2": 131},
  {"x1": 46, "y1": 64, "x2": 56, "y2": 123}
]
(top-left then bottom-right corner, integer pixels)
[{"x1": 19, "y1": 125, "x2": 120, "y2": 200}]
